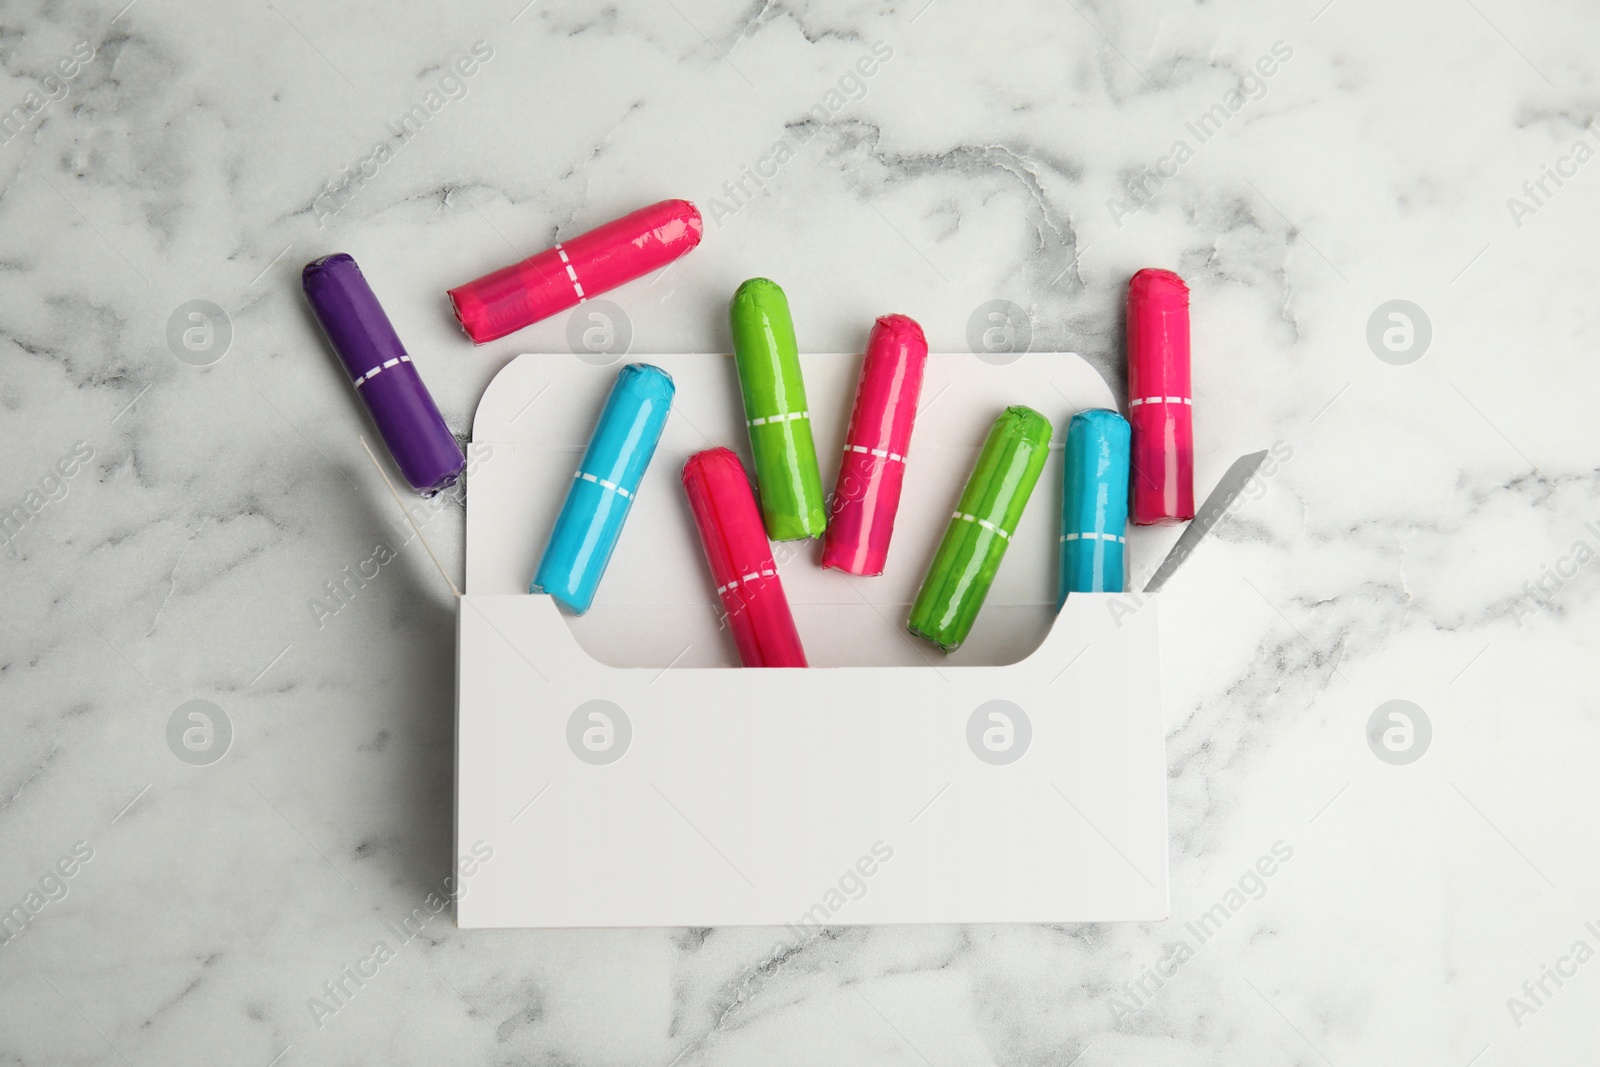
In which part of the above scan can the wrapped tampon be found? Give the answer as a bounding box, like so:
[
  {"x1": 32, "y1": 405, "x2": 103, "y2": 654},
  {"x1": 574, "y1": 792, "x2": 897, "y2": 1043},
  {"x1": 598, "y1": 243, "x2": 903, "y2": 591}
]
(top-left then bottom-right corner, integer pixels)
[
  {"x1": 1127, "y1": 268, "x2": 1194, "y2": 525},
  {"x1": 908, "y1": 407, "x2": 1052, "y2": 652},
  {"x1": 302, "y1": 254, "x2": 466, "y2": 495},
  {"x1": 448, "y1": 199, "x2": 703, "y2": 344},
  {"x1": 1057, "y1": 408, "x2": 1130, "y2": 606},
  {"x1": 821, "y1": 314, "x2": 927, "y2": 575},
  {"x1": 531, "y1": 363, "x2": 674, "y2": 614},
  {"x1": 729, "y1": 278, "x2": 827, "y2": 541},
  {"x1": 682, "y1": 448, "x2": 808, "y2": 668}
]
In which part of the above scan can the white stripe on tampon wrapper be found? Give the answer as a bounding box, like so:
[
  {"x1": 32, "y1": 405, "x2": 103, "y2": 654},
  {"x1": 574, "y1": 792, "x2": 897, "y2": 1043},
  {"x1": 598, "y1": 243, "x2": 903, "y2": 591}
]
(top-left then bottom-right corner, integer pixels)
[
  {"x1": 574, "y1": 471, "x2": 632, "y2": 499},
  {"x1": 715, "y1": 568, "x2": 778, "y2": 595},
  {"x1": 954, "y1": 512, "x2": 1010, "y2": 541},
  {"x1": 555, "y1": 243, "x2": 586, "y2": 301},
  {"x1": 1128, "y1": 396, "x2": 1191, "y2": 407},
  {"x1": 845, "y1": 444, "x2": 907, "y2": 464},
  {"x1": 747, "y1": 411, "x2": 809, "y2": 428},
  {"x1": 351, "y1": 354, "x2": 412, "y2": 388},
  {"x1": 1060, "y1": 532, "x2": 1126, "y2": 543}
]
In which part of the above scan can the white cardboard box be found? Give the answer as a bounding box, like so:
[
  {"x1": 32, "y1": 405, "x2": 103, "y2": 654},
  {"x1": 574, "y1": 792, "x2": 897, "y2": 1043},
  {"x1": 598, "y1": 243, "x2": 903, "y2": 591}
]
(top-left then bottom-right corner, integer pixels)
[{"x1": 456, "y1": 351, "x2": 1168, "y2": 928}]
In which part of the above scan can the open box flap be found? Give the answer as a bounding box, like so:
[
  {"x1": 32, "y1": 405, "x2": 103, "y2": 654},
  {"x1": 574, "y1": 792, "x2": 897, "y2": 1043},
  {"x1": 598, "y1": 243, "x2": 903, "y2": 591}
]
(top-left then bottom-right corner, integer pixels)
[{"x1": 456, "y1": 591, "x2": 1166, "y2": 927}]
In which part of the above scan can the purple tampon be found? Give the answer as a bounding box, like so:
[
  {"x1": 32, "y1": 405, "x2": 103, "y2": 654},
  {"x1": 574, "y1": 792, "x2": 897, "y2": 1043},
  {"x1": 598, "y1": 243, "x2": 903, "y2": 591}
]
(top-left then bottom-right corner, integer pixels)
[{"x1": 302, "y1": 254, "x2": 466, "y2": 495}]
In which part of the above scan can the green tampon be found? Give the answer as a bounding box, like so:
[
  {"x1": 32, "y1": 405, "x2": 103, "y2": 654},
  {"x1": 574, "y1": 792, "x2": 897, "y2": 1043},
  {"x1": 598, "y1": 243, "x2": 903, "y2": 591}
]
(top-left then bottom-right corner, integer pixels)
[
  {"x1": 729, "y1": 278, "x2": 827, "y2": 541},
  {"x1": 908, "y1": 406, "x2": 1053, "y2": 652}
]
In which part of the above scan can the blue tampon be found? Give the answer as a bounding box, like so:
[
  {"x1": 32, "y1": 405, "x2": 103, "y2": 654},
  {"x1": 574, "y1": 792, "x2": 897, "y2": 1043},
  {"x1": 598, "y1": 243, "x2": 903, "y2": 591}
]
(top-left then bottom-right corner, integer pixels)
[
  {"x1": 1058, "y1": 408, "x2": 1130, "y2": 606},
  {"x1": 531, "y1": 363, "x2": 674, "y2": 613}
]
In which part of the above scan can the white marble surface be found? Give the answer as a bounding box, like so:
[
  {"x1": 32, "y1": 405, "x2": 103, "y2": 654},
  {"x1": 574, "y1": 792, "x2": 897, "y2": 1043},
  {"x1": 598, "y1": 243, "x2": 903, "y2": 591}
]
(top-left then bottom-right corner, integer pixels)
[{"x1": 3, "y1": 0, "x2": 1598, "y2": 1063}]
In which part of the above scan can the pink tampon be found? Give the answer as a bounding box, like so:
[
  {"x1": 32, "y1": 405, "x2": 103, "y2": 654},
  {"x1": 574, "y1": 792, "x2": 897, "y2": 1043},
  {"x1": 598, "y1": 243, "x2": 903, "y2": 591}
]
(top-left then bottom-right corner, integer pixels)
[{"x1": 821, "y1": 314, "x2": 927, "y2": 576}]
